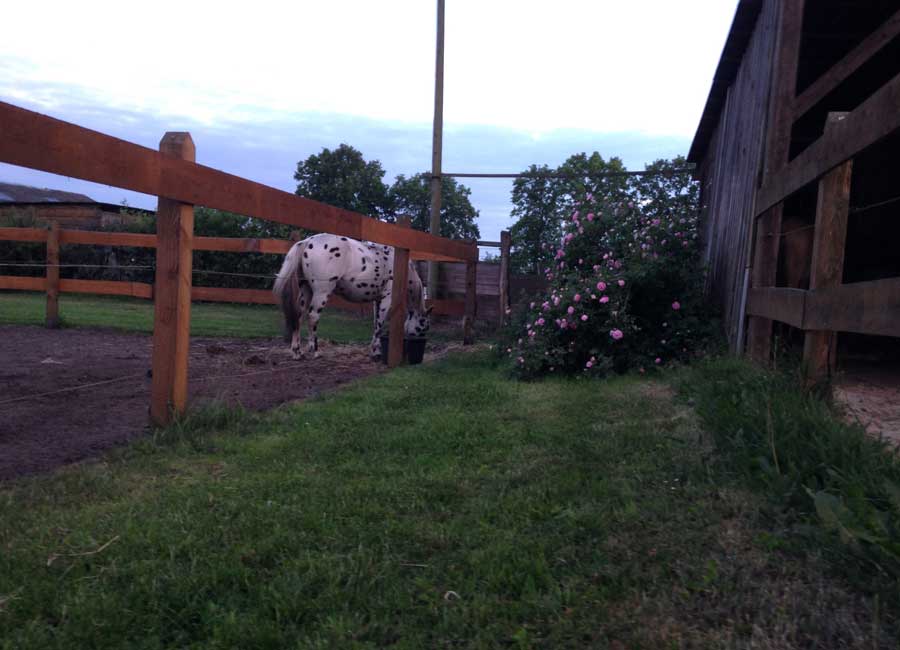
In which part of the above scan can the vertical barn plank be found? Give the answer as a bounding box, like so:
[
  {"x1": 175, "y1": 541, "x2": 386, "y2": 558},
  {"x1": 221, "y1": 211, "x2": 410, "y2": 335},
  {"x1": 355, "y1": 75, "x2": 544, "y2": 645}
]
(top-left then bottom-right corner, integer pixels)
[
  {"x1": 388, "y1": 217, "x2": 411, "y2": 368},
  {"x1": 45, "y1": 221, "x2": 60, "y2": 328},
  {"x1": 499, "y1": 230, "x2": 511, "y2": 327},
  {"x1": 463, "y1": 255, "x2": 477, "y2": 344},
  {"x1": 803, "y1": 113, "x2": 852, "y2": 387},
  {"x1": 745, "y1": 0, "x2": 805, "y2": 362},
  {"x1": 150, "y1": 132, "x2": 195, "y2": 426}
]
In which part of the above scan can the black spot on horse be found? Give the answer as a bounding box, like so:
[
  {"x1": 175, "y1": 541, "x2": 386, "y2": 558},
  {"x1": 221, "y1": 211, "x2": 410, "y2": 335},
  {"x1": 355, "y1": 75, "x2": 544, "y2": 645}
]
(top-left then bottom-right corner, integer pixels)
[
  {"x1": 329, "y1": 276, "x2": 338, "y2": 281},
  {"x1": 303, "y1": 252, "x2": 308, "y2": 258},
  {"x1": 335, "y1": 253, "x2": 341, "y2": 257},
  {"x1": 329, "y1": 247, "x2": 339, "y2": 253},
  {"x1": 308, "y1": 243, "x2": 313, "y2": 249},
  {"x1": 341, "y1": 237, "x2": 347, "y2": 240}
]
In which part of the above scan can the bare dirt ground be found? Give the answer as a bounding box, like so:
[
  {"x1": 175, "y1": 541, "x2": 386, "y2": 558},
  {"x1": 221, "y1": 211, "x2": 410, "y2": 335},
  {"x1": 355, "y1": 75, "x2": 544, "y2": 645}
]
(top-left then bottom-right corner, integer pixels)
[
  {"x1": 0, "y1": 325, "x2": 458, "y2": 481},
  {"x1": 834, "y1": 362, "x2": 900, "y2": 449}
]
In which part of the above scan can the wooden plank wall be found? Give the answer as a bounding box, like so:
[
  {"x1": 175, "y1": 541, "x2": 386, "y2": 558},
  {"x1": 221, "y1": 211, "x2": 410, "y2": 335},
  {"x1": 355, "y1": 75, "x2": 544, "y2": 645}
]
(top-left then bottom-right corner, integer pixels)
[
  {"x1": 699, "y1": 0, "x2": 779, "y2": 350},
  {"x1": 413, "y1": 261, "x2": 545, "y2": 322}
]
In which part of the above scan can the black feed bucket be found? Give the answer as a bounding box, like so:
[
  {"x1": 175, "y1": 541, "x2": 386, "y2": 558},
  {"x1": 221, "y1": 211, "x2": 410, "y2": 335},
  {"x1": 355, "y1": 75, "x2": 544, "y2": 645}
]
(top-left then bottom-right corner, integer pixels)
[{"x1": 379, "y1": 337, "x2": 427, "y2": 365}]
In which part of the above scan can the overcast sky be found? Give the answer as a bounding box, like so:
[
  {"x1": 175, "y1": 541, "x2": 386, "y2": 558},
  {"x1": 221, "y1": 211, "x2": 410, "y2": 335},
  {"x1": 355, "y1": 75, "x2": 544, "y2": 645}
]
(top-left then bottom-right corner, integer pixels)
[{"x1": 1, "y1": 0, "x2": 737, "y2": 244}]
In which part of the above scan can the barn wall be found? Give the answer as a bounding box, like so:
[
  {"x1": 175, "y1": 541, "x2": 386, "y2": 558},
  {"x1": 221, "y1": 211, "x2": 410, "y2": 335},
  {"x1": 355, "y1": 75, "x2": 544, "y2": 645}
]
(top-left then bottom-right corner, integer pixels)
[{"x1": 699, "y1": 0, "x2": 780, "y2": 349}]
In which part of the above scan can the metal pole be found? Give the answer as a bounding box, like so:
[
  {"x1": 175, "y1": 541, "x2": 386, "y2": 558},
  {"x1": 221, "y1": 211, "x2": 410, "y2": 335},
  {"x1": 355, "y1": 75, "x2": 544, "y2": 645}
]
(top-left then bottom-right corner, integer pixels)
[{"x1": 428, "y1": 0, "x2": 445, "y2": 297}]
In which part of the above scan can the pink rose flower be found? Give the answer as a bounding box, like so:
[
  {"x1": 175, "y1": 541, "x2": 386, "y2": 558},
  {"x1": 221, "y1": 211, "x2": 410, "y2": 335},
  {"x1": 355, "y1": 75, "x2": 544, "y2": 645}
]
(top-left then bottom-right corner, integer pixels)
[
  {"x1": 672, "y1": 301, "x2": 681, "y2": 311},
  {"x1": 596, "y1": 281, "x2": 607, "y2": 291},
  {"x1": 610, "y1": 329, "x2": 624, "y2": 341},
  {"x1": 599, "y1": 296, "x2": 609, "y2": 304}
]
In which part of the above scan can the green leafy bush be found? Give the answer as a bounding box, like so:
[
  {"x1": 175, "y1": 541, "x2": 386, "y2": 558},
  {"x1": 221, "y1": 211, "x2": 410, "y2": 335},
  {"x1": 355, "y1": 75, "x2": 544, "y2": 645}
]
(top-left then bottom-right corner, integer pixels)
[{"x1": 502, "y1": 186, "x2": 715, "y2": 378}]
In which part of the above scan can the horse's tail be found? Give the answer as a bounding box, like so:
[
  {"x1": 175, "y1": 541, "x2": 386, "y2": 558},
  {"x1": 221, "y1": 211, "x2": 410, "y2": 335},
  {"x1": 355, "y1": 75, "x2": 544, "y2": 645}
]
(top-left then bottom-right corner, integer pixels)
[{"x1": 273, "y1": 240, "x2": 305, "y2": 342}]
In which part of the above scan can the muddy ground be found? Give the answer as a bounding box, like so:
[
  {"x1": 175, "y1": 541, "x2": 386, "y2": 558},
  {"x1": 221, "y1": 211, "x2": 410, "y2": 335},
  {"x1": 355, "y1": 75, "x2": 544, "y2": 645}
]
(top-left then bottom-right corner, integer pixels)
[{"x1": 0, "y1": 325, "x2": 456, "y2": 481}]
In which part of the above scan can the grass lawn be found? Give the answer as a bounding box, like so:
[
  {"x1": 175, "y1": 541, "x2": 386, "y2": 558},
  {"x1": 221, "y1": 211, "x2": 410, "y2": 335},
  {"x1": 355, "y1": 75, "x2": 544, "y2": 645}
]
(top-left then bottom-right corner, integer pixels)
[
  {"x1": 0, "y1": 291, "x2": 374, "y2": 343},
  {"x1": 2, "y1": 349, "x2": 897, "y2": 648}
]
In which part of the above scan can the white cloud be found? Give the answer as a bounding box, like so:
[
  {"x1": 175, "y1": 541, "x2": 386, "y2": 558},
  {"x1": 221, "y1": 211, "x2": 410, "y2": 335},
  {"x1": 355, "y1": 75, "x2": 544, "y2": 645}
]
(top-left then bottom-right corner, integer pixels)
[{"x1": 2, "y1": 0, "x2": 736, "y2": 135}]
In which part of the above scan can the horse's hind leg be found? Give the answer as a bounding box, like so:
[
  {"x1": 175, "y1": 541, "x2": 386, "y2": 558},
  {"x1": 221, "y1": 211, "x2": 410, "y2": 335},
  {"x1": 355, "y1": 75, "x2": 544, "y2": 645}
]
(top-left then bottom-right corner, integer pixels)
[
  {"x1": 291, "y1": 283, "x2": 312, "y2": 360},
  {"x1": 306, "y1": 281, "x2": 335, "y2": 358}
]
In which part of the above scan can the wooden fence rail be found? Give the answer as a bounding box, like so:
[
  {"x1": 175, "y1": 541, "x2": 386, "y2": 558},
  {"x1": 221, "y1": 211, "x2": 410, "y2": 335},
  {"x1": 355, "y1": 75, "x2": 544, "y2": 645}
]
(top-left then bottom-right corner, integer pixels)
[
  {"x1": 0, "y1": 227, "x2": 471, "y2": 315},
  {"x1": 0, "y1": 101, "x2": 481, "y2": 424}
]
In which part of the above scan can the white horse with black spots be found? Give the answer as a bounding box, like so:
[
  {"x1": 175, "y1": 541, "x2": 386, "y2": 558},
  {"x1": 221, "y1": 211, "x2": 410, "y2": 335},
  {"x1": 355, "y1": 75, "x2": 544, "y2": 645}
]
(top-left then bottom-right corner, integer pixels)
[{"x1": 273, "y1": 233, "x2": 432, "y2": 359}]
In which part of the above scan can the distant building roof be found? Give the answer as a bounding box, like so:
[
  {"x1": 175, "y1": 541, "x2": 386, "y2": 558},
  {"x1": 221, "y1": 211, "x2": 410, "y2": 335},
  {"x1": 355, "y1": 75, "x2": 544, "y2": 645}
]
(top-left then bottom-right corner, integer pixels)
[{"x1": 0, "y1": 181, "x2": 94, "y2": 203}]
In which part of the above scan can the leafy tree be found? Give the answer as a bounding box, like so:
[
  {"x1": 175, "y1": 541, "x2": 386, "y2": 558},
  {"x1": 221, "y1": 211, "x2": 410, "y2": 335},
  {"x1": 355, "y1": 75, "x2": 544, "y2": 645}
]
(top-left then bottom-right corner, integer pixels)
[
  {"x1": 555, "y1": 152, "x2": 630, "y2": 211},
  {"x1": 388, "y1": 173, "x2": 480, "y2": 240},
  {"x1": 508, "y1": 165, "x2": 562, "y2": 275},
  {"x1": 294, "y1": 144, "x2": 391, "y2": 221},
  {"x1": 628, "y1": 156, "x2": 698, "y2": 221}
]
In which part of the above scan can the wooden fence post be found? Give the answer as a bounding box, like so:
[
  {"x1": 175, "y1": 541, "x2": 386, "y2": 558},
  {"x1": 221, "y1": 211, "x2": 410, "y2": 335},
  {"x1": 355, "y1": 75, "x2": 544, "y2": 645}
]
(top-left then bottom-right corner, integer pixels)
[
  {"x1": 746, "y1": 206, "x2": 783, "y2": 362},
  {"x1": 46, "y1": 221, "x2": 60, "y2": 328},
  {"x1": 388, "y1": 217, "x2": 411, "y2": 368},
  {"x1": 463, "y1": 248, "x2": 477, "y2": 344},
  {"x1": 150, "y1": 132, "x2": 195, "y2": 426},
  {"x1": 803, "y1": 113, "x2": 852, "y2": 387},
  {"x1": 499, "y1": 230, "x2": 510, "y2": 327}
]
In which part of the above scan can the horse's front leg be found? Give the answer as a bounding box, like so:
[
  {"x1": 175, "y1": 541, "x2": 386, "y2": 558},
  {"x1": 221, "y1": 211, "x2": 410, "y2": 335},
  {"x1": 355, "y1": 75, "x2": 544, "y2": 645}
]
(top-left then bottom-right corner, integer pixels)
[{"x1": 370, "y1": 294, "x2": 391, "y2": 359}]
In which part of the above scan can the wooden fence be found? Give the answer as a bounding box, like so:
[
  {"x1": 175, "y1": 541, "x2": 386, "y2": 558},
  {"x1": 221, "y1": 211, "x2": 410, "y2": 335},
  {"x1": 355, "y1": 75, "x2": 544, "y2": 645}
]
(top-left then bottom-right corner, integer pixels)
[
  {"x1": 0, "y1": 101, "x2": 479, "y2": 425},
  {"x1": 743, "y1": 3, "x2": 900, "y2": 385},
  {"x1": 0, "y1": 225, "x2": 473, "y2": 315}
]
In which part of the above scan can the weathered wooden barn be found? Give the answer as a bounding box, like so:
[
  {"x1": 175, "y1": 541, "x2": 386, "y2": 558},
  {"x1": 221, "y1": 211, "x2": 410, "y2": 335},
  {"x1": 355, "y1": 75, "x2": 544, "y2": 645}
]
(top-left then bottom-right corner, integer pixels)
[{"x1": 689, "y1": 0, "x2": 900, "y2": 384}]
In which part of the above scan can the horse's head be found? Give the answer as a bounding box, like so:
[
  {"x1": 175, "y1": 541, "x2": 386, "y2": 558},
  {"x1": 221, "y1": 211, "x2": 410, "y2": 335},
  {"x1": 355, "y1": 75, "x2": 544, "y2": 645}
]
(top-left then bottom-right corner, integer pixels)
[
  {"x1": 405, "y1": 264, "x2": 433, "y2": 338},
  {"x1": 406, "y1": 304, "x2": 433, "y2": 338}
]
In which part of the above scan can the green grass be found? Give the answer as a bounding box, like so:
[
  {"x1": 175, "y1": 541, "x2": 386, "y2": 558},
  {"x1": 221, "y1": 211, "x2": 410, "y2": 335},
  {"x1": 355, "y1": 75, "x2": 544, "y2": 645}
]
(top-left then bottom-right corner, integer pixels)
[
  {"x1": 677, "y1": 357, "x2": 900, "y2": 597},
  {"x1": 0, "y1": 291, "x2": 375, "y2": 342},
  {"x1": 1, "y1": 352, "x2": 895, "y2": 648}
]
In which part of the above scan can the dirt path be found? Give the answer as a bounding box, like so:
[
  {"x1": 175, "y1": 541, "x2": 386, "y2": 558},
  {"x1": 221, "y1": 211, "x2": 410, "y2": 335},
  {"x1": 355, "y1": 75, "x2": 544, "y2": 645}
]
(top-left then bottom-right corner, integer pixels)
[{"x1": 0, "y1": 325, "x2": 427, "y2": 481}]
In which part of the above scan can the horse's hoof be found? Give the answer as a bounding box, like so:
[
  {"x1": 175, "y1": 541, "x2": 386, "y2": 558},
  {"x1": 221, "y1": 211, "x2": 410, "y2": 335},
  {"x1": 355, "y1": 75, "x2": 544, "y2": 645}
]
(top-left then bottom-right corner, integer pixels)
[{"x1": 291, "y1": 349, "x2": 302, "y2": 360}]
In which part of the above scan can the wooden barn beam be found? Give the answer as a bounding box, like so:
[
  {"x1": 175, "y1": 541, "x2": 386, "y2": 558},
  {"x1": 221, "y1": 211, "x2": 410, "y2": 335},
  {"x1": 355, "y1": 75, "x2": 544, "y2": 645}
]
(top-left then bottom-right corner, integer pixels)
[
  {"x1": 757, "y1": 70, "x2": 900, "y2": 215},
  {"x1": 150, "y1": 133, "x2": 195, "y2": 427},
  {"x1": 793, "y1": 8, "x2": 900, "y2": 120},
  {"x1": 746, "y1": 287, "x2": 807, "y2": 329},
  {"x1": 804, "y1": 278, "x2": 900, "y2": 338},
  {"x1": 761, "y1": 0, "x2": 805, "y2": 179},
  {"x1": 802, "y1": 113, "x2": 853, "y2": 387}
]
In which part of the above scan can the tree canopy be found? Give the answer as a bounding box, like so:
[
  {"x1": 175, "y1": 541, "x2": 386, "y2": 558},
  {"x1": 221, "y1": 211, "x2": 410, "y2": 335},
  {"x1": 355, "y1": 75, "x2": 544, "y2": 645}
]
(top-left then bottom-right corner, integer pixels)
[
  {"x1": 508, "y1": 153, "x2": 695, "y2": 274},
  {"x1": 294, "y1": 144, "x2": 391, "y2": 220},
  {"x1": 293, "y1": 146, "x2": 480, "y2": 241},
  {"x1": 389, "y1": 173, "x2": 480, "y2": 240}
]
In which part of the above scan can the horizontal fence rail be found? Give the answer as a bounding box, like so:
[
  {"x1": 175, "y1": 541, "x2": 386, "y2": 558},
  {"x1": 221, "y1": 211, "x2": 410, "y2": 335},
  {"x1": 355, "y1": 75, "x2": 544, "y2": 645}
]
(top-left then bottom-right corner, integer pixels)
[
  {"x1": 0, "y1": 102, "x2": 477, "y2": 263},
  {"x1": 746, "y1": 278, "x2": 900, "y2": 339},
  {"x1": 0, "y1": 226, "x2": 467, "y2": 317}
]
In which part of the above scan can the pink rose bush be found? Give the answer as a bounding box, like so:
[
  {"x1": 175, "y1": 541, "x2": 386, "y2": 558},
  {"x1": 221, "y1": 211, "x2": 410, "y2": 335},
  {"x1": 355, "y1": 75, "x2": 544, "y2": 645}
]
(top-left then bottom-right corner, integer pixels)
[{"x1": 502, "y1": 176, "x2": 715, "y2": 379}]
